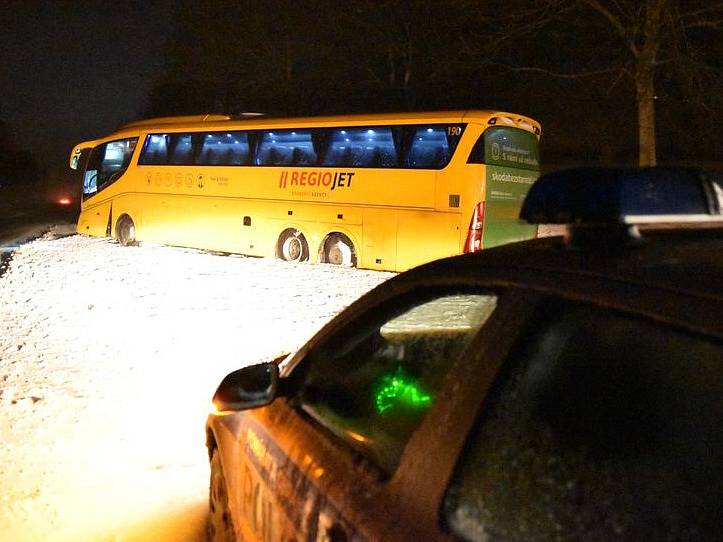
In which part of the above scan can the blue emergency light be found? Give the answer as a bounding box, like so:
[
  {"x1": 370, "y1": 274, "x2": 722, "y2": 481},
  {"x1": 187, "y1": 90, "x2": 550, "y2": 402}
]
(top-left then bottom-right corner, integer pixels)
[
  {"x1": 520, "y1": 167, "x2": 722, "y2": 246},
  {"x1": 521, "y1": 167, "x2": 722, "y2": 224}
]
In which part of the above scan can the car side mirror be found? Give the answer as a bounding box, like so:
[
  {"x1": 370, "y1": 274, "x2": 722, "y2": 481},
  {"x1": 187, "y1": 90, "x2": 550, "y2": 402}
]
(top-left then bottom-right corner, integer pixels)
[{"x1": 212, "y1": 362, "x2": 280, "y2": 412}]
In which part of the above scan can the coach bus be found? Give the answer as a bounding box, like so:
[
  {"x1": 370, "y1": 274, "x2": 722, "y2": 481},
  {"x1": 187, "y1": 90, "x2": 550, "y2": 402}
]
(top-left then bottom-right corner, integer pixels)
[{"x1": 69, "y1": 110, "x2": 541, "y2": 272}]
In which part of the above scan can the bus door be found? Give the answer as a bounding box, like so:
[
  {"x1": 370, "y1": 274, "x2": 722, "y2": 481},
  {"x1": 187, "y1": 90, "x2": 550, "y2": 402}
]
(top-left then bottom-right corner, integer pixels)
[
  {"x1": 77, "y1": 138, "x2": 138, "y2": 237},
  {"x1": 78, "y1": 144, "x2": 113, "y2": 237}
]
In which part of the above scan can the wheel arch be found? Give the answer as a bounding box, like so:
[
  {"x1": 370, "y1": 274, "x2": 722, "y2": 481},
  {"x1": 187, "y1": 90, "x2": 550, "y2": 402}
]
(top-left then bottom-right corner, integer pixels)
[
  {"x1": 318, "y1": 229, "x2": 359, "y2": 266},
  {"x1": 113, "y1": 212, "x2": 134, "y2": 236},
  {"x1": 276, "y1": 226, "x2": 310, "y2": 262}
]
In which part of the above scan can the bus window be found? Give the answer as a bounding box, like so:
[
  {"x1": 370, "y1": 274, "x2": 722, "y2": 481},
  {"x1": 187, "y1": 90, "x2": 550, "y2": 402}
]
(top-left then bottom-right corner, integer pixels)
[
  {"x1": 323, "y1": 127, "x2": 399, "y2": 168},
  {"x1": 139, "y1": 135, "x2": 167, "y2": 165},
  {"x1": 407, "y1": 126, "x2": 450, "y2": 168},
  {"x1": 257, "y1": 130, "x2": 316, "y2": 166},
  {"x1": 198, "y1": 132, "x2": 251, "y2": 166},
  {"x1": 83, "y1": 138, "x2": 137, "y2": 200},
  {"x1": 168, "y1": 134, "x2": 194, "y2": 165}
]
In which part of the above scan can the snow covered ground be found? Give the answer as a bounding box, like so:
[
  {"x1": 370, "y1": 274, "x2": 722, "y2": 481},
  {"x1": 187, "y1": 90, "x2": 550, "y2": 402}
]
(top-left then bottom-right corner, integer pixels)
[{"x1": 0, "y1": 230, "x2": 393, "y2": 541}]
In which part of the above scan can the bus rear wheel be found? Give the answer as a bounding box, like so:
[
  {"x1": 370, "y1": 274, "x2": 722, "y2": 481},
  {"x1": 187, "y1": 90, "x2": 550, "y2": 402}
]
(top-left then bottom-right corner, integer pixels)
[
  {"x1": 277, "y1": 229, "x2": 309, "y2": 262},
  {"x1": 116, "y1": 215, "x2": 137, "y2": 246},
  {"x1": 323, "y1": 233, "x2": 356, "y2": 267}
]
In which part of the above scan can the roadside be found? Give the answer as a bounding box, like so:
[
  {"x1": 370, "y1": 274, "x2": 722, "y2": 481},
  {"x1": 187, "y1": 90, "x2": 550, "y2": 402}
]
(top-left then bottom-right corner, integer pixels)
[
  {"x1": 0, "y1": 180, "x2": 79, "y2": 277},
  {"x1": 0, "y1": 220, "x2": 77, "y2": 248},
  {"x1": 0, "y1": 180, "x2": 79, "y2": 248},
  {"x1": 0, "y1": 235, "x2": 394, "y2": 541}
]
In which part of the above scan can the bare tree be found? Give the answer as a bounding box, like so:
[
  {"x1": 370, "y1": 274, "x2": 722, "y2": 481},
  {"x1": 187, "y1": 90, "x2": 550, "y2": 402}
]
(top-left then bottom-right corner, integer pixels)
[{"x1": 472, "y1": 0, "x2": 723, "y2": 165}]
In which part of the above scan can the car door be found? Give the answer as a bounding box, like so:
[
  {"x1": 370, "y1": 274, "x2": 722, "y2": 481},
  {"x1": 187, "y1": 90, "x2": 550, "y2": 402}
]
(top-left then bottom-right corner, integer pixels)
[
  {"x1": 440, "y1": 296, "x2": 723, "y2": 540},
  {"x1": 231, "y1": 283, "x2": 538, "y2": 541}
]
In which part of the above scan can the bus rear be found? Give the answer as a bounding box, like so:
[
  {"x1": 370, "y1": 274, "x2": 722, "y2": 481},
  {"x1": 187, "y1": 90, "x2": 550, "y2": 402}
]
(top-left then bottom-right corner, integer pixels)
[{"x1": 463, "y1": 115, "x2": 540, "y2": 252}]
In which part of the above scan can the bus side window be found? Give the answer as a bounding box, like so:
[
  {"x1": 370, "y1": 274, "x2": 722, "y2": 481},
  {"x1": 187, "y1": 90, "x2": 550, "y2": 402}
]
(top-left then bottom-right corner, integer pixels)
[
  {"x1": 323, "y1": 127, "x2": 398, "y2": 168},
  {"x1": 197, "y1": 132, "x2": 250, "y2": 166},
  {"x1": 168, "y1": 134, "x2": 194, "y2": 165},
  {"x1": 407, "y1": 126, "x2": 450, "y2": 168},
  {"x1": 228, "y1": 132, "x2": 251, "y2": 165},
  {"x1": 139, "y1": 134, "x2": 168, "y2": 165},
  {"x1": 257, "y1": 131, "x2": 316, "y2": 166},
  {"x1": 198, "y1": 134, "x2": 221, "y2": 165}
]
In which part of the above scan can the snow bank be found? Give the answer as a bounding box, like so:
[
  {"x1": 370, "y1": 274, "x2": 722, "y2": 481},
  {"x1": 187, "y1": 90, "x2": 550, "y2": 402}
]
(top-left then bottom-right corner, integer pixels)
[{"x1": 0, "y1": 232, "x2": 393, "y2": 541}]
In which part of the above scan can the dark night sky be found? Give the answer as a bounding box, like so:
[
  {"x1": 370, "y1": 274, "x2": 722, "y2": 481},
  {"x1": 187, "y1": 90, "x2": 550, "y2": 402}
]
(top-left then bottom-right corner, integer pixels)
[{"x1": 1, "y1": 0, "x2": 178, "y2": 173}]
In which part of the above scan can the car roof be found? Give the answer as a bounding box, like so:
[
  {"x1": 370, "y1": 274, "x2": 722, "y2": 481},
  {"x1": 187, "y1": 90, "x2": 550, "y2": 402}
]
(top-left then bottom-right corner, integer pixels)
[{"x1": 397, "y1": 226, "x2": 723, "y2": 336}]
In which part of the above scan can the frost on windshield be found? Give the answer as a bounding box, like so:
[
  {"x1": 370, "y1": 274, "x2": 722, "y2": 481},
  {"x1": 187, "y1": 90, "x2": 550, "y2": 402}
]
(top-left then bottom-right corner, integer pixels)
[{"x1": 444, "y1": 301, "x2": 723, "y2": 541}]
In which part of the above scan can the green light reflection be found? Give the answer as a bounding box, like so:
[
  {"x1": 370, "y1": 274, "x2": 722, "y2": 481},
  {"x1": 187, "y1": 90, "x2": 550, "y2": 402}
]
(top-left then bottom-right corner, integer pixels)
[{"x1": 374, "y1": 367, "x2": 432, "y2": 413}]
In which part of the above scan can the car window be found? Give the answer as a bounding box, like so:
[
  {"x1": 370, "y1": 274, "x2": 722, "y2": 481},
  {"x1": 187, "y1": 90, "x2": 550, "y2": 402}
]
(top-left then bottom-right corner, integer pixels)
[
  {"x1": 443, "y1": 299, "x2": 723, "y2": 541},
  {"x1": 297, "y1": 291, "x2": 498, "y2": 474}
]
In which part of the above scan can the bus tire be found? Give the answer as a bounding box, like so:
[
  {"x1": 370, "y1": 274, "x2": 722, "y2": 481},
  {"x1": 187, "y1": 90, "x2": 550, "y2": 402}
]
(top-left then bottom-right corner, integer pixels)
[
  {"x1": 322, "y1": 233, "x2": 356, "y2": 267},
  {"x1": 116, "y1": 215, "x2": 137, "y2": 246},
  {"x1": 277, "y1": 229, "x2": 309, "y2": 262}
]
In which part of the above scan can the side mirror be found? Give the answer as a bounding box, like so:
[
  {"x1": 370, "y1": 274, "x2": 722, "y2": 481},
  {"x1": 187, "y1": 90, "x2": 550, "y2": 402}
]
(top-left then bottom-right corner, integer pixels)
[{"x1": 212, "y1": 362, "x2": 280, "y2": 413}]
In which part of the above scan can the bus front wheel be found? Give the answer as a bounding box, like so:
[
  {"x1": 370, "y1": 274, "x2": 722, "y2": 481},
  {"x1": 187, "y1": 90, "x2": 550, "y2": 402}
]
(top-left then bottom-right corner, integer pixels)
[
  {"x1": 277, "y1": 229, "x2": 309, "y2": 262},
  {"x1": 323, "y1": 233, "x2": 356, "y2": 267},
  {"x1": 116, "y1": 215, "x2": 137, "y2": 246}
]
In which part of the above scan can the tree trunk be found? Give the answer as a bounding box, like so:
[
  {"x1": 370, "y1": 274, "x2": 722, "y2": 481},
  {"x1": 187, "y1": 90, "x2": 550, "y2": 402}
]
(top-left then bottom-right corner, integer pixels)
[
  {"x1": 635, "y1": 0, "x2": 667, "y2": 166},
  {"x1": 636, "y1": 63, "x2": 657, "y2": 166}
]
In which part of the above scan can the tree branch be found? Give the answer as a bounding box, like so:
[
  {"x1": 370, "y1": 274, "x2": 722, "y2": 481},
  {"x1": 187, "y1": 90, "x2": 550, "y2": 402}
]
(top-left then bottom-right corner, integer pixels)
[
  {"x1": 487, "y1": 62, "x2": 624, "y2": 79},
  {"x1": 581, "y1": 0, "x2": 639, "y2": 57}
]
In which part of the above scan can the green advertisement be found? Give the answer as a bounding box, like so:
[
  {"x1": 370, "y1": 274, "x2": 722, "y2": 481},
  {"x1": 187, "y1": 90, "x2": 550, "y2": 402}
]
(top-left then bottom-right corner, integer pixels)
[
  {"x1": 484, "y1": 165, "x2": 539, "y2": 248},
  {"x1": 484, "y1": 126, "x2": 540, "y2": 170}
]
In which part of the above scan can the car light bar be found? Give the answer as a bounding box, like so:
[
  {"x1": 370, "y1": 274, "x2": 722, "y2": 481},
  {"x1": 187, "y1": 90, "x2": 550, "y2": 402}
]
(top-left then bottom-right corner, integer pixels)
[{"x1": 520, "y1": 167, "x2": 723, "y2": 226}]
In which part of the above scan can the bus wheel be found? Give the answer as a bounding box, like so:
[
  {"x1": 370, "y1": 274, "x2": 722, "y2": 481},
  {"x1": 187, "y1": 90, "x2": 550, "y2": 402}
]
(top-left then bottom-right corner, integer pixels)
[
  {"x1": 323, "y1": 233, "x2": 356, "y2": 267},
  {"x1": 116, "y1": 215, "x2": 137, "y2": 246},
  {"x1": 277, "y1": 229, "x2": 309, "y2": 262}
]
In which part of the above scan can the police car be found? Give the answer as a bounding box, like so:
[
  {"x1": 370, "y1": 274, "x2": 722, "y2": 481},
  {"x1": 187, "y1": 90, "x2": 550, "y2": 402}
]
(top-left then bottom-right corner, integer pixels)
[{"x1": 206, "y1": 167, "x2": 723, "y2": 541}]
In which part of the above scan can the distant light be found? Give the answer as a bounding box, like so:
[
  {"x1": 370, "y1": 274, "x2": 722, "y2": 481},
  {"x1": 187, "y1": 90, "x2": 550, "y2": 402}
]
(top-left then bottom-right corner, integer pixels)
[
  {"x1": 226, "y1": 133, "x2": 232, "y2": 137},
  {"x1": 345, "y1": 138, "x2": 350, "y2": 142},
  {"x1": 291, "y1": 131, "x2": 296, "y2": 135},
  {"x1": 418, "y1": 137, "x2": 423, "y2": 141},
  {"x1": 367, "y1": 129, "x2": 375, "y2": 135},
  {"x1": 427, "y1": 128, "x2": 433, "y2": 133},
  {"x1": 268, "y1": 132, "x2": 274, "y2": 136},
  {"x1": 340, "y1": 130, "x2": 347, "y2": 135},
  {"x1": 57, "y1": 197, "x2": 72, "y2": 206}
]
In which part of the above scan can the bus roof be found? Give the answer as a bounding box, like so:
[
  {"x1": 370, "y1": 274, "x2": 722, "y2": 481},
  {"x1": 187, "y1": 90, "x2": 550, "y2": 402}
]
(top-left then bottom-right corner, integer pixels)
[{"x1": 71, "y1": 109, "x2": 541, "y2": 154}]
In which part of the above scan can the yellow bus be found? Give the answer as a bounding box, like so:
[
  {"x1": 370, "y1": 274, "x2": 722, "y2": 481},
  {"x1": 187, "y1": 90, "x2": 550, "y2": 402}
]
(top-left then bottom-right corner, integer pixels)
[{"x1": 69, "y1": 110, "x2": 541, "y2": 272}]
